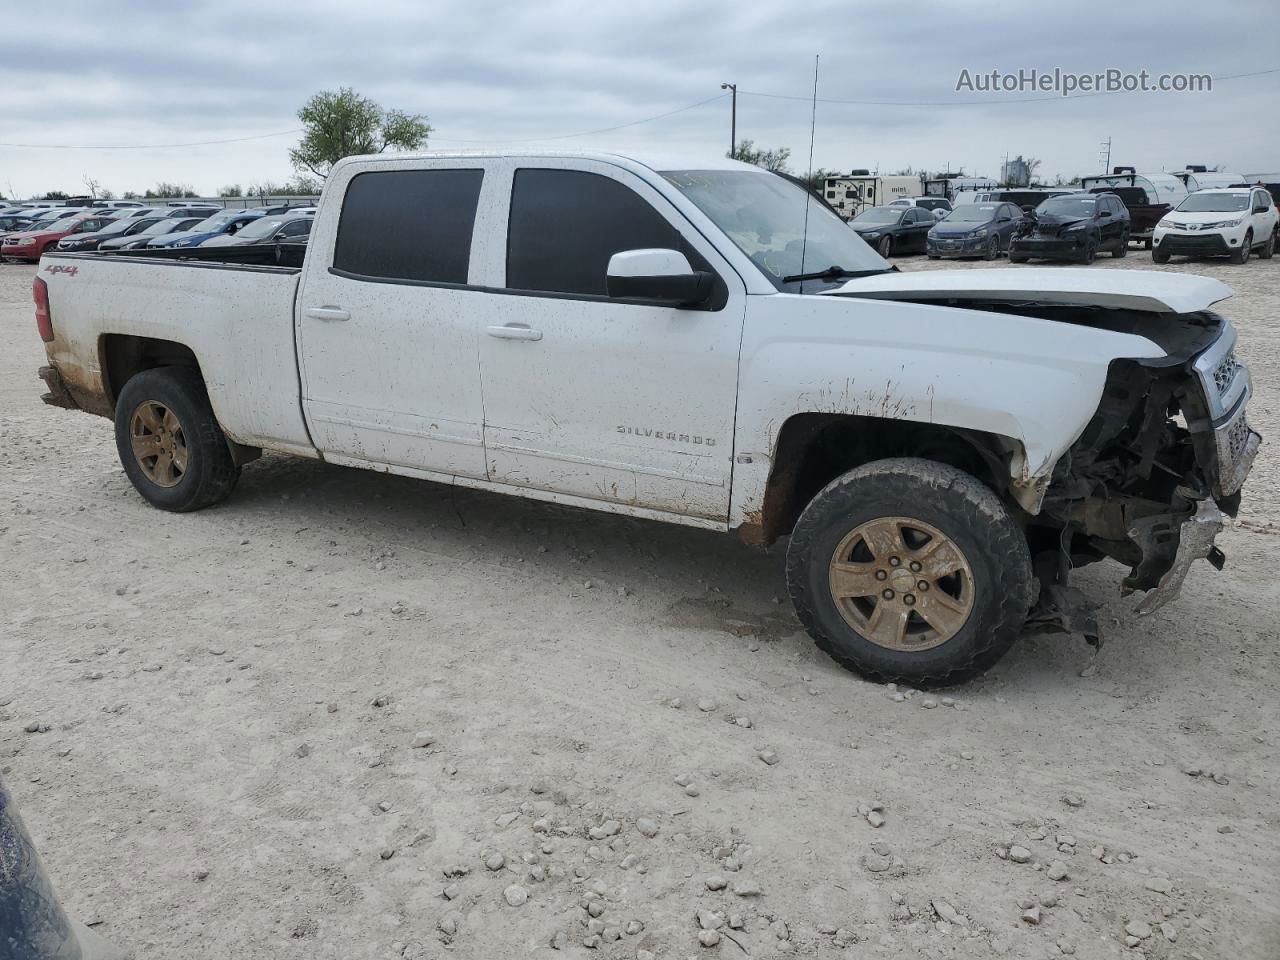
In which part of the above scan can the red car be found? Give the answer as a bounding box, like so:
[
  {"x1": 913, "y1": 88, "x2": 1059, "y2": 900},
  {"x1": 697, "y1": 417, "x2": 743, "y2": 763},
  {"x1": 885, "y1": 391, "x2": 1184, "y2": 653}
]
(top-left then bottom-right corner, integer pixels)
[{"x1": 1, "y1": 212, "x2": 117, "y2": 263}]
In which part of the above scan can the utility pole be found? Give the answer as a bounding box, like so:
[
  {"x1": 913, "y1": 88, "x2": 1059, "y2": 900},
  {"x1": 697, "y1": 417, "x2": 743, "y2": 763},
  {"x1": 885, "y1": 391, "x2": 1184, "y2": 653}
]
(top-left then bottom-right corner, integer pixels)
[
  {"x1": 1099, "y1": 136, "x2": 1112, "y2": 173},
  {"x1": 721, "y1": 82, "x2": 737, "y2": 158}
]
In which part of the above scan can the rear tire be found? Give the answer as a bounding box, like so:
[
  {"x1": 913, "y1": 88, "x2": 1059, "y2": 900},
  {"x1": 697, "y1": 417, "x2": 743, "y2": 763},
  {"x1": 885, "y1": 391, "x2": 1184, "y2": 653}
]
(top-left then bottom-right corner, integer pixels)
[
  {"x1": 1231, "y1": 231, "x2": 1252, "y2": 264},
  {"x1": 786, "y1": 458, "x2": 1033, "y2": 687},
  {"x1": 114, "y1": 367, "x2": 240, "y2": 512}
]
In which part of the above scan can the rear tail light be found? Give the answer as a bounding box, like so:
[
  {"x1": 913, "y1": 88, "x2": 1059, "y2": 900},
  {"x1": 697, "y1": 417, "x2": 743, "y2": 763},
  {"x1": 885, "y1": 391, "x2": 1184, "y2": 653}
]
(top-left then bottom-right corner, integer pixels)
[{"x1": 33, "y1": 276, "x2": 53, "y2": 342}]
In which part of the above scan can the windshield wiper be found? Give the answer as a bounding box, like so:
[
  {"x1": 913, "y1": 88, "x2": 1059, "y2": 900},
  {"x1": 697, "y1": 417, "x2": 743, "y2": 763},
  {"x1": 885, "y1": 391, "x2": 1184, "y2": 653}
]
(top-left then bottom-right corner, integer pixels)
[{"x1": 781, "y1": 265, "x2": 891, "y2": 284}]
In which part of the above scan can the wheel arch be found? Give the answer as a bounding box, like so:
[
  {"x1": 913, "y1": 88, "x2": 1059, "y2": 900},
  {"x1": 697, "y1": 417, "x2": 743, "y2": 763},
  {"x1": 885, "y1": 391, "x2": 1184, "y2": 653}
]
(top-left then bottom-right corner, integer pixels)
[{"x1": 734, "y1": 412, "x2": 1025, "y2": 547}]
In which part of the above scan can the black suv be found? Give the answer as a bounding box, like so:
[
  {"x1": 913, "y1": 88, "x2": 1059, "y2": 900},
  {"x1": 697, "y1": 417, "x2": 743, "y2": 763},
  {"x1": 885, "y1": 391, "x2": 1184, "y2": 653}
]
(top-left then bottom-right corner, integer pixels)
[{"x1": 1009, "y1": 192, "x2": 1131, "y2": 264}]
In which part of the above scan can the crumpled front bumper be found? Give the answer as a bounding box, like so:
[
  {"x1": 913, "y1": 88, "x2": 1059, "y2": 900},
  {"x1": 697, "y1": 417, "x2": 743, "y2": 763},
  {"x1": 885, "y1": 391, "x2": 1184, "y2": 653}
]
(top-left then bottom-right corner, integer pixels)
[{"x1": 1131, "y1": 499, "x2": 1226, "y2": 615}]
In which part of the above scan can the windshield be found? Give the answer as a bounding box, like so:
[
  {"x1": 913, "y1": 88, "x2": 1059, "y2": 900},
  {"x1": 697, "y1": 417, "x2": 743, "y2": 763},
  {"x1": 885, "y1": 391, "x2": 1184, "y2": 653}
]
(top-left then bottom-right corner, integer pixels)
[
  {"x1": 661, "y1": 170, "x2": 888, "y2": 291},
  {"x1": 232, "y1": 217, "x2": 288, "y2": 240},
  {"x1": 189, "y1": 213, "x2": 243, "y2": 232},
  {"x1": 29, "y1": 219, "x2": 60, "y2": 231},
  {"x1": 92, "y1": 218, "x2": 140, "y2": 236},
  {"x1": 851, "y1": 206, "x2": 905, "y2": 225},
  {"x1": 1037, "y1": 197, "x2": 1097, "y2": 218},
  {"x1": 1176, "y1": 192, "x2": 1250, "y2": 213},
  {"x1": 943, "y1": 204, "x2": 1000, "y2": 223}
]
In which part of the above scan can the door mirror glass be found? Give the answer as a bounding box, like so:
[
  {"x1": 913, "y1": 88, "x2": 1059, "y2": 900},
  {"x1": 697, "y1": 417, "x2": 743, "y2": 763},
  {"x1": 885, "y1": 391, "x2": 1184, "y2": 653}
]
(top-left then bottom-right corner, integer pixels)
[
  {"x1": 606, "y1": 249, "x2": 712, "y2": 307},
  {"x1": 1099, "y1": 210, "x2": 1111, "y2": 217},
  {"x1": 1254, "y1": 205, "x2": 1270, "y2": 214}
]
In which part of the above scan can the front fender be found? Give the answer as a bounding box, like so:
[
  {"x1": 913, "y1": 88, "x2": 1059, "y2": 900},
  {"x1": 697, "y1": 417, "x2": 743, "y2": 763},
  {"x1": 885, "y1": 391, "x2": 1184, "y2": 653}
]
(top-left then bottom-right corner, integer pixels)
[{"x1": 729, "y1": 292, "x2": 1165, "y2": 527}]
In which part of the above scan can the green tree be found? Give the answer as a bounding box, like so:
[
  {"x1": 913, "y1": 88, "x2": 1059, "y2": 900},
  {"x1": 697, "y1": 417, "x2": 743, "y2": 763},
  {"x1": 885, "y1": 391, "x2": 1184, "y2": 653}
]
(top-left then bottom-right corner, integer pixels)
[
  {"x1": 289, "y1": 87, "x2": 431, "y2": 179},
  {"x1": 219, "y1": 184, "x2": 244, "y2": 198},
  {"x1": 143, "y1": 182, "x2": 197, "y2": 199},
  {"x1": 801, "y1": 168, "x2": 841, "y2": 192},
  {"x1": 730, "y1": 139, "x2": 791, "y2": 173},
  {"x1": 36, "y1": 190, "x2": 69, "y2": 201}
]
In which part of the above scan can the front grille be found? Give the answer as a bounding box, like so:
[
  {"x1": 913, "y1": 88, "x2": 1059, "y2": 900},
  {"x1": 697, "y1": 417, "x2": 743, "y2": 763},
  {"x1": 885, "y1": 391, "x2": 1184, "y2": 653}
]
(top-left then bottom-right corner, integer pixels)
[
  {"x1": 1212, "y1": 351, "x2": 1239, "y2": 395},
  {"x1": 1225, "y1": 413, "x2": 1251, "y2": 460}
]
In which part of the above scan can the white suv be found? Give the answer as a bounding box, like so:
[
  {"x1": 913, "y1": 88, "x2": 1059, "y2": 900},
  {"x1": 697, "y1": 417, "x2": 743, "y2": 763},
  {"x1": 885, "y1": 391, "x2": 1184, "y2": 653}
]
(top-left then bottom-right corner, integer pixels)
[
  {"x1": 888, "y1": 196, "x2": 953, "y2": 220},
  {"x1": 1153, "y1": 187, "x2": 1277, "y2": 264}
]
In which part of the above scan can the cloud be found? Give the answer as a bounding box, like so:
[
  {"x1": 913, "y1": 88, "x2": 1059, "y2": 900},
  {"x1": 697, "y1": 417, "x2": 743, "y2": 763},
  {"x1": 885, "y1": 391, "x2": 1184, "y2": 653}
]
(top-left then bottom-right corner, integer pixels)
[{"x1": 0, "y1": 0, "x2": 1275, "y2": 197}]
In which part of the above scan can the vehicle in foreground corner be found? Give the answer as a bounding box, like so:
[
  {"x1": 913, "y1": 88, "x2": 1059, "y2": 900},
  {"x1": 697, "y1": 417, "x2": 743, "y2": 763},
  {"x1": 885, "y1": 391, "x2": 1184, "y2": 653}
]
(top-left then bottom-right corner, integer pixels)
[
  {"x1": 1152, "y1": 187, "x2": 1278, "y2": 264},
  {"x1": 848, "y1": 204, "x2": 934, "y2": 256},
  {"x1": 1, "y1": 777, "x2": 128, "y2": 958},
  {"x1": 33, "y1": 150, "x2": 1260, "y2": 686},
  {"x1": 1009, "y1": 193, "x2": 1131, "y2": 263},
  {"x1": 927, "y1": 201, "x2": 1023, "y2": 259}
]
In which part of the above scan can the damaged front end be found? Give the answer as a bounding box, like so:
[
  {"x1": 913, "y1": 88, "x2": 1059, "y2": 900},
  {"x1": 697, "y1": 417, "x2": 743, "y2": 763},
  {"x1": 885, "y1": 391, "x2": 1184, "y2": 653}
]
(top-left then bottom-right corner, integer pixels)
[{"x1": 1028, "y1": 312, "x2": 1260, "y2": 634}]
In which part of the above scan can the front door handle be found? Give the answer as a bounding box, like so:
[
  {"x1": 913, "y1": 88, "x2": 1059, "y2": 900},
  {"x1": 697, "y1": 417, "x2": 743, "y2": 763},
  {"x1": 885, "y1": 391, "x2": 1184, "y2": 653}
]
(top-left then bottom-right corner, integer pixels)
[
  {"x1": 305, "y1": 306, "x2": 351, "y2": 322},
  {"x1": 486, "y1": 324, "x2": 543, "y2": 341}
]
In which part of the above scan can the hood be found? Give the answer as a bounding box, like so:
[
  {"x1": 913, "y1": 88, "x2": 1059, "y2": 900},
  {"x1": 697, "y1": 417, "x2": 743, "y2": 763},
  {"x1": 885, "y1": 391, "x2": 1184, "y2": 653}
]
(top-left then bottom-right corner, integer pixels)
[
  {"x1": 821, "y1": 267, "x2": 1232, "y2": 314},
  {"x1": 1161, "y1": 209, "x2": 1250, "y2": 225},
  {"x1": 199, "y1": 234, "x2": 240, "y2": 247},
  {"x1": 851, "y1": 222, "x2": 896, "y2": 233},
  {"x1": 4, "y1": 228, "x2": 63, "y2": 241},
  {"x1": 150, "y1": 230, "x2": 209, "y2": 246},
  {"x1": 931, "y1": 222, "x2": 991, "y2": 235}
]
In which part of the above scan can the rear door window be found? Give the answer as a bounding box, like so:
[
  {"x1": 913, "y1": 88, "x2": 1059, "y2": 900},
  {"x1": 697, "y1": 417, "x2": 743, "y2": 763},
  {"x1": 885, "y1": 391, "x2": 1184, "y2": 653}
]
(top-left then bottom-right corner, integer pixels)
[{"x1": 334, "y1": 168, "x2": 484, "y2": 284}]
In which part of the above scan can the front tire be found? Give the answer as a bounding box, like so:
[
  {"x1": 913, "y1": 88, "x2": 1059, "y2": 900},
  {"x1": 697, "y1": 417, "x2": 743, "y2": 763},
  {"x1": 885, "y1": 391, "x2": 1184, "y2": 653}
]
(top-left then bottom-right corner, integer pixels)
[
  {"x1": 114, "y1": 367, "x2": 240, "y2": 512},
  {"x1": 1082, "y1": 236, "x2": 1098, "y2": 264},
  {"x1": 1231, "y1": 231, "x2": 1252, "y2": 264},
  {"x1": 983, "y1": 236, "x2": 1000, "y2": 260},
  {"x1": 878, "y1": 236, "x2": 892, "y2": 258},
  {"x1": 1259, "y1": 230, "x2": 1275, "y2": 259},
  {"x1": 786, "y1": 458, "x2": 1033, "y2": 686},
  {"x1": 1112, "y1": 229, "x2": 1129, "y2": 257},
  {"x1": 1152, "y1": 245, "x2": 1171, "y2": 264}
]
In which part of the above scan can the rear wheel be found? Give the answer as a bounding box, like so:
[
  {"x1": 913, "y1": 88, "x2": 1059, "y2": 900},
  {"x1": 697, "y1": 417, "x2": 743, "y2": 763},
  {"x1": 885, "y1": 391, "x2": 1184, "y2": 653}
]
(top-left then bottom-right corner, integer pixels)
[
  {"x1": 114, "y1": 367, "x2": 240, "y2": 512},
  {"x1": 1231, "y1": 231, "x2": 1252, "y2": 264},
  {"x1": 786, "y1": 458, "x2": 1033, "y2": 686}
]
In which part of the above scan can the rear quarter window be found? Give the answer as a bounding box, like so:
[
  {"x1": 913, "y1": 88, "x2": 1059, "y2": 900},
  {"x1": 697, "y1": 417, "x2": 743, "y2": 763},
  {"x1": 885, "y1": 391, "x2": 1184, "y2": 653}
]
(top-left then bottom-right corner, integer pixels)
[{"x1": 333, "y1": 168, "x2": 484, "y2": 284}]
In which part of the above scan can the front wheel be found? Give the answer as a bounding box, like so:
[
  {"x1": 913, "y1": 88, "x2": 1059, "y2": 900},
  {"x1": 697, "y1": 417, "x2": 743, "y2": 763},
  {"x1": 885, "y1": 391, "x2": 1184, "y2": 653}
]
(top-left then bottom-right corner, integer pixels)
[
  {"x1": 1259, "y1": 231, "x2": 1275, "y2": 259},
  {"x1": 877, "y1": 236, "x2": 892, "y2": 258},
  {"x1": 786, "y1": 458, "x2": 1033, "y2": 686},
  {"x1": 1152, "y1": 245, "x2": 1171, "y2": 264},
  {"x1": 114, "y1": 367, "x2": 240, "y2": 512},
  {"x1": 1112, "y1": 229, "x2": 1129, "y2": 257},
  {"x1": 1231, "y1": 231, "x2": 1252, "y2": 264},
  {"x1": 1082, "y1": 237, "x2": 1098, "y2": 264},
  {"x1": 983, "y1": 236, "x2": 1000, "y2": 260}
]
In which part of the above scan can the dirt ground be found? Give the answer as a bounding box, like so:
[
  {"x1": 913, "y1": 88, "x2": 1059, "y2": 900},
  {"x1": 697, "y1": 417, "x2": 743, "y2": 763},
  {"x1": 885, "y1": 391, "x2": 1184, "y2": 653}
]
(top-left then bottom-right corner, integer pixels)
[{"x1": 2, "y1": 248, "x2": 1277, "y2": 960}]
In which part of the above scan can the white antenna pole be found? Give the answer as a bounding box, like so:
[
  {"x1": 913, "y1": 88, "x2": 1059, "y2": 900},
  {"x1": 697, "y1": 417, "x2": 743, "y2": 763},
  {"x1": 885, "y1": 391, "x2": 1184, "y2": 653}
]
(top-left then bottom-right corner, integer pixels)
[{"x1": 797, "y1": 54, "x2": 820, "y2": 292}]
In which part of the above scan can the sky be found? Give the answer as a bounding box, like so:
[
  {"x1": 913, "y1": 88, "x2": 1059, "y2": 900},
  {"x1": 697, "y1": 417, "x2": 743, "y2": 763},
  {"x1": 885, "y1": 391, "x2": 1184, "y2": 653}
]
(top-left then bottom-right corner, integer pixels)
[{"x1": 2, "y1": 0, "x2": 1278, "y2": 199}]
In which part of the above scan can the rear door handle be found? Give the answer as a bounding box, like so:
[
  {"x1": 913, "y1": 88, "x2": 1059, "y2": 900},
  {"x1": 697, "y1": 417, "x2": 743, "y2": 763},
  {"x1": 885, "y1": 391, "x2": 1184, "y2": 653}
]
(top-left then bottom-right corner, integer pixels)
[
  {"x1": 486, "y1": 324, "x2": 543, "y2": 341},
  {"x1": 304, "y1": 306, "x2": 350, "y2": 322}
]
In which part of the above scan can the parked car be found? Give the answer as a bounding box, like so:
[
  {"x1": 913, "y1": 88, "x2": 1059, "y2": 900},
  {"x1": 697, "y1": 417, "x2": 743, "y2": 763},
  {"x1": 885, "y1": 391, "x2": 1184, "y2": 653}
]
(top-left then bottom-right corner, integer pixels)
[
  {"x1": 34, "y1": 150, "x2": 1260, "y2": 685},
  {"x1": 1, "y1": 212, "x2": 117, "y2": 262},
  {"x1": 145, "y1": 209, "x2": 266, "y2": 248},
  {"x1": 57, "y1": 216, "x2": 167, "y2": 252},
  {"x1": 1152, "y1": 187, "x2": 1278, "y2": 264},
  {"x1": 926, "y1": 201, "x2": 1023, "y2": 259},
  {"x1": 200, "y1": 212, "x2": 314, "y2": 247},
  {"x1": 1088, "y1": 186, "x2": 1169, "y2": 249},
  {"x1": 0, "y1": 213, "x2": 38, "y2": 234},
  {"x1": 1009, "y1": 193, "x2": 1131, "y2": 263},
  {"x1": 98, "y1": 217, "x2": 210, "y2": 251},
  {"x1": 888, "y1": 196, "x2": 953, "y2": 220},
  {"x1": 849, "y1": 204, "x2": 934, "y2": 256}
]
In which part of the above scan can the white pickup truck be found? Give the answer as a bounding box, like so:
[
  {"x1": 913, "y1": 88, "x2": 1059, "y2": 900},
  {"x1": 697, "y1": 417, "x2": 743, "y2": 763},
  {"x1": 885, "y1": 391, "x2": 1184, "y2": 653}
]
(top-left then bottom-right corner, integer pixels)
[{"x1": 32, "y1": 150, "x2": 1260, "y2": 685}]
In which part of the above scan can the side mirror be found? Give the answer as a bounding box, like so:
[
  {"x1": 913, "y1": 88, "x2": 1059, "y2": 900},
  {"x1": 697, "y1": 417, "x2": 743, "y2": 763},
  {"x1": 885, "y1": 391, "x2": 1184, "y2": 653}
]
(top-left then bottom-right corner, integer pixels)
[
  {"x1": 606, "y1": 249, "x2": 712, "y2": 307},
  {"x1": 1099, "y1": 210, "x2": 1111, "y2": 218},
  {"x1": 1254, "y1": 205, "x2": 1270, "y2": 214}
]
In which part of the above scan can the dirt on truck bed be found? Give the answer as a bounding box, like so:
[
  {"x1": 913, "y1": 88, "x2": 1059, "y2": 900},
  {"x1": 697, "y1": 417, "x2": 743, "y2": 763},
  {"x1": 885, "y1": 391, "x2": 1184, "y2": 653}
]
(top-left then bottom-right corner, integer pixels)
[{"x1": 1, "y1": 254, "x2": 1278, "y2": 960}]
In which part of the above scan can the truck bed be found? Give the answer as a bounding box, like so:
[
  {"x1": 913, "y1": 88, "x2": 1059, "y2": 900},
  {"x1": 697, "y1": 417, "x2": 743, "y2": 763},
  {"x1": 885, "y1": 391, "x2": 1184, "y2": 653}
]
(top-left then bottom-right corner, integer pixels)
[{"x1": 38, "y1": 250, "x2": 315, "y2": 458}]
